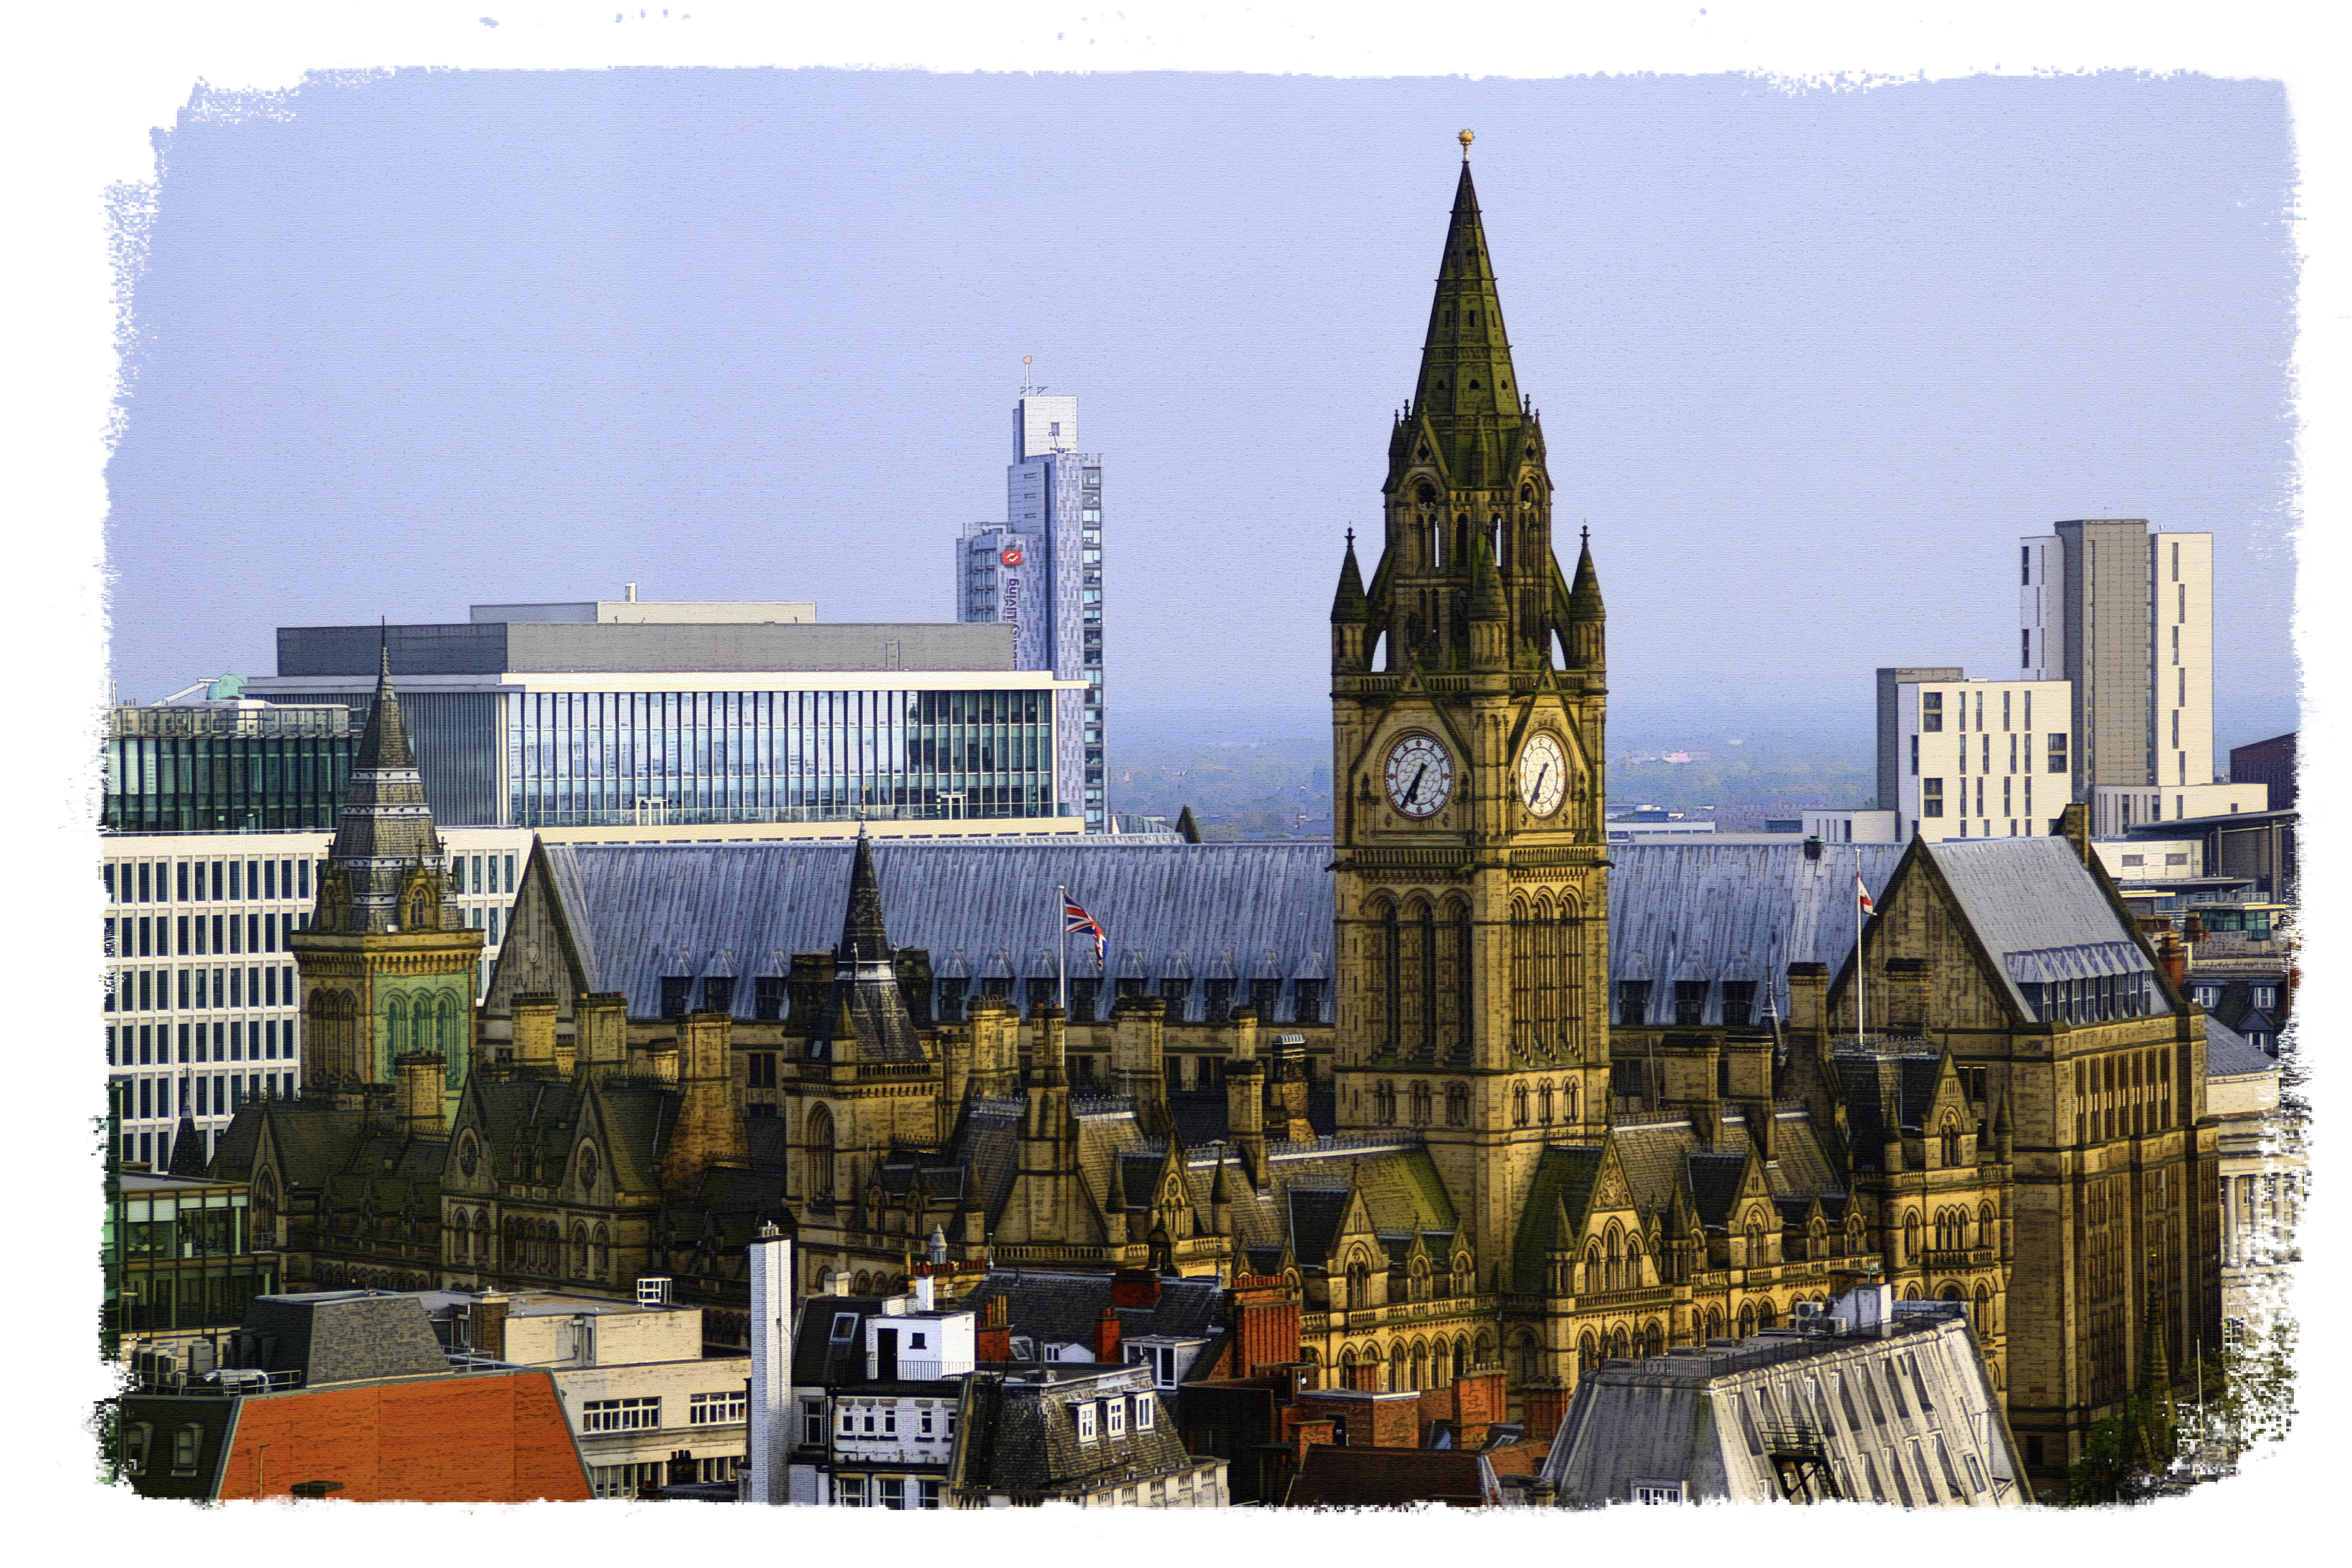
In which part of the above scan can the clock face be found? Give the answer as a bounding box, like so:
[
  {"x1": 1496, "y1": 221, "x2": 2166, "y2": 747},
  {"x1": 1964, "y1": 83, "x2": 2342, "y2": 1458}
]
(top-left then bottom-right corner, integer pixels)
[
  {"x1": 1383, "y1": 733, "x2": 1454, "y2": 819},
  {"x1": 1518, "y1": 731, "x2": 1569, "y2": 818}
]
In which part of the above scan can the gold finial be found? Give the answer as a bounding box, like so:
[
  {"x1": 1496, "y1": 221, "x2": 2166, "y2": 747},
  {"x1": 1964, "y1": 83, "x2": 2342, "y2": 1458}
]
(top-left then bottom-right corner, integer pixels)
[{"x1": 1458, "y1": 128, "x2": 1474, "y2": 160}]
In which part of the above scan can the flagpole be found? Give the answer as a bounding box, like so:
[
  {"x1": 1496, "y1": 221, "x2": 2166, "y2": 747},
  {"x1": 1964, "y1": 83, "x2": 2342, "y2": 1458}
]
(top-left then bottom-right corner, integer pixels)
[{"x1": 1058, "y1": 884, "x2": 1069, "y2": 1013}]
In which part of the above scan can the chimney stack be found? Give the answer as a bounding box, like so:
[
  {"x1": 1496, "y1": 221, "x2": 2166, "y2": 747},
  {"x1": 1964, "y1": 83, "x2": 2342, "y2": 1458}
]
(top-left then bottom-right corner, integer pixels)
[
  {"x1": 1226, "y1": 1009, "x2": 1267, "y2": 1188},
  {"x1": 394, "y1": 1050, "x2": 446, "y2": 1137},
  {"x1": 512, "y1": 994, "x2": 559, "y2": 1072},
  {"x1": 660, "y1": 1011, "x2": 747, "y2": 1193},
  {"x1": 469, "y1": 1292, "x2": 509, "y2": 1359},
  {"x1": 577, "y1": 991, "x2": 628, "y2": 1078},
  {"x1": 1094, "y1": 1304, "x2": 1122, "y2": 1364},
  {"x1": 744, "y1": 1222, "x2": 794, "y2": 1505}
]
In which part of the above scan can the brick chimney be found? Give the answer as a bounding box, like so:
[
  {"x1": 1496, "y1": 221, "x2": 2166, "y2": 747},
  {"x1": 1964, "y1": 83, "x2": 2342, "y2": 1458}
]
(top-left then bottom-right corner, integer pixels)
[
  {"x1": 2058, "y1": 801, "x2": 2093, "y2": 866},
  {"x1": 976, "y1": 1295, "x2": 1013, "y2": 1362},
  {"x1": 394, "y1": 1050, "x2": 446, "y2": 1137},
  {"x1": 1110, "y1": 1268, "x2": 1162, "y2": 1309},
  {"x1": 1094, "y1": 1305, "x2": 1122, "y2": 1363},
  {"x1": 660, "y1": 1011, "x2": 746, "y2": 1193}
]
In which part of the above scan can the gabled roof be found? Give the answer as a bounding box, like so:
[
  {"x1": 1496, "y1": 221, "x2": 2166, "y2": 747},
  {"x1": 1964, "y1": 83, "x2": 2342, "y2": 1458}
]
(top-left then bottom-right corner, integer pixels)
[
  {"x1": 1924, "y1": 837, "x2": 2154, "y2": 1013},
  {"x1": 953, "y1": 1364, "x2": 1195, "y2": 1499}
]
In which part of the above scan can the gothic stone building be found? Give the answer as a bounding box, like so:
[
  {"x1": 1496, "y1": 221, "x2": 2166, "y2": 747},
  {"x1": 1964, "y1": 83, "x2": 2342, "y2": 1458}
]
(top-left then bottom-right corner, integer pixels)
[{"x1": 215, "y1": 150, "x2": 2221, "y2": 1499}]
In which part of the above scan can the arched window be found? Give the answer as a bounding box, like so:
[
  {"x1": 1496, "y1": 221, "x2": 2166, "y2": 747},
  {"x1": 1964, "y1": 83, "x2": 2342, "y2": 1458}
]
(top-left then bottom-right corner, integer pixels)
[
  {"x1": 1512, "y1": 1083, "x2": 1530, "y2": 1126},
  {"x1": 1583, "y1": 1243, "x2": 1601, "y2": 1294},
  {"x1": 1510, "y1": 1335, "x2": 1539, "y2": 1383},
  {"x1": 1609, "y1": 1326, "x2": 1631, "y2": 1360},
  {"x1": 1756, "y1": 1302, "x2": 1776, "y2": 1331},
  {"x1": 1445, "y1": 1082, "x2": 1469, "y2": 1127},
  {"x1": 1346, "y1": 1257, "x2": 1373, "y2": 1309},
  {"x1": 1439, "y1": 898, "x2": 1471, "y2": 1061},
  {"x1": 1973, "y1": 1281, "x2": 1994, "y2": 1331},
  {"x1": 1604, "y1": 1225, "x2": 1623, "y2": 1292},
  {"x1": 1374, "y1": 898, "x2": 1401, "y2": 1054},
  {"x1": 1398, "y1": 899, "x2": 1431, "y2": 1058},
  {"x1": 1578, "y1": 1330, "x2": 1598, "y2": 1374},
  {"x1": 385, "y1": 997, "x2": 408, "y2": 1069},
  {"x1": 1510, "y1": 898, "x2": 1534, "y2": 1054},
  {"x1": 1537, "y1": 1081, "x2": 1554, "y2": 1123},
  {"x1": 1559, "y1": 898, "x2": 1587, "y2": 1060},
  {"x1": 1400, "y1": 1341, "x2": 1421, "y2": 1391},
  {"x1": 572, "y1": 1223, "x2": 590, "y2": 1277},
  {"x1": 1641, "y1": 1320, "x2": 1665, "y2": 1358},
  {"x1": 1977, "y1": 1203, "x2": 1997, "y2": 1250},
  {"x1": 1737, "y1": 1302, "x2": 1757, "y2": 1339},
  {"x1": 1453, "y1": 1338, "x2": 1469, "y2": 1383},
  {"x1": 1565, "y1": 1081, "x2": 1580, "y2": 1125},
  {"x1": 1745, "y1": 1218, "x2": 1765, "y2": 1267},
  {"x1": 1624, "y1": 1235, "x2": 1644, "y2": 1288},
  {"x1": 1410, "y1": 1081, "x2": 1433, "y2": 1126},
  {"x1": 1940, "y1": 1116, "x2": 1962, "y2": 1168},
  {"x1": 473, "y1": 1210, "x2": 490, "y2": 1265},
  {"x1": 1704, "y1": 1306, "x2": 1724, "y2": 1341},
  {"x1": 1901, "y1": 1211, "x2": 1922, "y2": 1264},
  {"x1": 807, "y1": 1103, "x2": 836, "y2": 1200}
]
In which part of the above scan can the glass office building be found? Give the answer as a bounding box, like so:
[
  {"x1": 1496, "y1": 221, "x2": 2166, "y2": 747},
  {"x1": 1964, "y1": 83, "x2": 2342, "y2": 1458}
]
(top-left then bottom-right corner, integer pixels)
[
  {"x1": 103, "y1": 702, "x2": 356, "y2": 835},
  {"x1": 250, "y1": 616, "x2": 1083, "y2": 832},
  {"x1": 506, "y1": 686, "x2": 1061, "y2": 829}
]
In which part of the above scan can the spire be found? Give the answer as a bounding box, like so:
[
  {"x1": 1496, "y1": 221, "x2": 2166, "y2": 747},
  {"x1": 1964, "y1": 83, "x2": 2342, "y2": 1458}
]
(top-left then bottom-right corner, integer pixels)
[
  {"x1": 319, "y1": 625, "x2": 445, "y2": 933},
  {"x1": 1411, "y1": 153, "x2": 1521, "y2": 427},
  {"x1": 837, "y1": 830, "x2": 894, "y2": 976},
  {"x1": 1470, "y1": 527, "x2": 1509, "y2": 622},
  {"x1": 1569, "y1": 528, "x2": 1602, "y2": 605},
  {"x1": 354, "y1": 634, "x2": 417, "y2": 773},
  {"x1": 167, "y1": 1115, "x2": 207, "y2": 1177},
  {"x1": 1330, "y1": 529, "x2": 1369, "y2": 623}
]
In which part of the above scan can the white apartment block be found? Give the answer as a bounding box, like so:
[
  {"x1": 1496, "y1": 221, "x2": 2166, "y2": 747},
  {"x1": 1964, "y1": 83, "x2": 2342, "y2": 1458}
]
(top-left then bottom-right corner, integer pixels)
[
  {"x1": 103, "y1": 826, "x2": 534, "y2": 1171},
  {"x1": 1885, "y1": 676, "x2": 2072, "y2": 843}
]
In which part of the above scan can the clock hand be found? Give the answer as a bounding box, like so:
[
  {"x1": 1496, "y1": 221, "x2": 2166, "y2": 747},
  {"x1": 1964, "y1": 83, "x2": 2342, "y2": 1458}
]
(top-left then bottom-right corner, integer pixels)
[
  {"x1": 1406, "y1": 764, "x2": 1428, "y2": 805},
  {"x1": 1533, "y1": 764, "x2": 1550, "y2": 800}
]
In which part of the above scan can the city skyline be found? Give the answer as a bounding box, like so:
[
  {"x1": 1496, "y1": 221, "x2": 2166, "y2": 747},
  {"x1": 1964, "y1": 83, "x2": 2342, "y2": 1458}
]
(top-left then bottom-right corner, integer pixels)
[{"x1": 103, "y1": 69, "x2": 2295, "y2": 760}]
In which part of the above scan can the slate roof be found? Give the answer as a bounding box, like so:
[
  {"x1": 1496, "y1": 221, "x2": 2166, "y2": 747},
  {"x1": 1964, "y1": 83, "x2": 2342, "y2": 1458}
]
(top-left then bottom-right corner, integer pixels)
[
  {"x1": 1603, "y1": 843, "x2": 1906, "y2": 1022},
  {"x1": 1925, "y1": 837, "x2": 2153, "y2": 1011},
  {"x1": 534, "y1": 841, "x2": 1335, "y2": 1022},
  {"x1": 952, "y1": 1364, "x2": 1198, "y2": 1500},
  {"x1": 525, "y1": 840, "x2": 2127, "y2": 1038},
  {"x1": 2203, "y1": 1014, "x2": 2276, "y2": 1078}
]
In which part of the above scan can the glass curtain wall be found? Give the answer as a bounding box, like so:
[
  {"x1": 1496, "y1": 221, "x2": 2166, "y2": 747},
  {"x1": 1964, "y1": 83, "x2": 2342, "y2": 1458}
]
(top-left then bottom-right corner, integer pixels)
[
  {"x1": 506, "y1": 688, "x2": 1062, "y2": 828},
  {"x1": 104, "y1": 735, "x2": 355, "y2": 834}
]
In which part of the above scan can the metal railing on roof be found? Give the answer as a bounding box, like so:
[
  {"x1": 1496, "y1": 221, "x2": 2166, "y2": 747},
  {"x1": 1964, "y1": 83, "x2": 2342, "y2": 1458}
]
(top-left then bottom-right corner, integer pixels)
[{"x1": 133, "y1": 1367, "x2": 303, "y2": 1396}]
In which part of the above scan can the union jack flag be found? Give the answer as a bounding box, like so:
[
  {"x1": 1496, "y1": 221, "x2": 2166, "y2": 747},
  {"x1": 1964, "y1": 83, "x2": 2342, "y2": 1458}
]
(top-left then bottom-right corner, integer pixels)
[{"x1": 1062, "y1": 893, "x2": 1107, "y2": 965}]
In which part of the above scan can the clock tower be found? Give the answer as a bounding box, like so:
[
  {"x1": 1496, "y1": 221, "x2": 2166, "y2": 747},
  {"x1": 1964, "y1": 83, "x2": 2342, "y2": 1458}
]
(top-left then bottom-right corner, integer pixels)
[{"x1": 1329, "y1": 136, "x2": 1611, "y2": 1273}]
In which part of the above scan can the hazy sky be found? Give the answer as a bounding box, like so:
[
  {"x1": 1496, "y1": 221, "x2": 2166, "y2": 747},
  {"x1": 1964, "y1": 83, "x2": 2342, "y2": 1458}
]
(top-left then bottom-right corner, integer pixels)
[{"x1": 107, "y1": 68, "x2": 2295, "y2": 756}]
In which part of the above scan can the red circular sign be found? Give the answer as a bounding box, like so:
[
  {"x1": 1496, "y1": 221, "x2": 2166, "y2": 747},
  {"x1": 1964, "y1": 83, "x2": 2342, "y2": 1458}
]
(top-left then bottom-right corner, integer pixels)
[{"x1": 1000, "y1": 549, "x2": 1025, "y2": 566}]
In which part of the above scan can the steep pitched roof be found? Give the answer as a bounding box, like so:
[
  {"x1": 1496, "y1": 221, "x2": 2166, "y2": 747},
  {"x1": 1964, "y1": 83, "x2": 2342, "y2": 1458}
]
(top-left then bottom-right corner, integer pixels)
[
  {"x1": 1925, "y1": 837, "x2": 2154, "y2": 1012},
  {"x1": 1607, "y1": 843, "x2": 1905, "y2": 1021},
  {"x1": 530, "y1": 841, "x2": 1334, "y2": 1021}
]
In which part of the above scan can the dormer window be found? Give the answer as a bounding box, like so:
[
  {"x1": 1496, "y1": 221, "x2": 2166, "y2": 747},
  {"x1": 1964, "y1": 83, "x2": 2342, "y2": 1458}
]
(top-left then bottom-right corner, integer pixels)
[{"x1": 1076, "y1": 1402, "x2": 1097, "y2": 1441}]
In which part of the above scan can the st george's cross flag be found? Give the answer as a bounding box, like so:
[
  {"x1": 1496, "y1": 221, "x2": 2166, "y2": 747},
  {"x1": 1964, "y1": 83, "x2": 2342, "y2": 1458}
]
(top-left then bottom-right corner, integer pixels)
[
  {"x1": 1063, "y1": 894, "x2": 1107, "y2": 964},
  {"x1": 1857, "y1": 873, "x2": 1876, "y2": 918}
]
